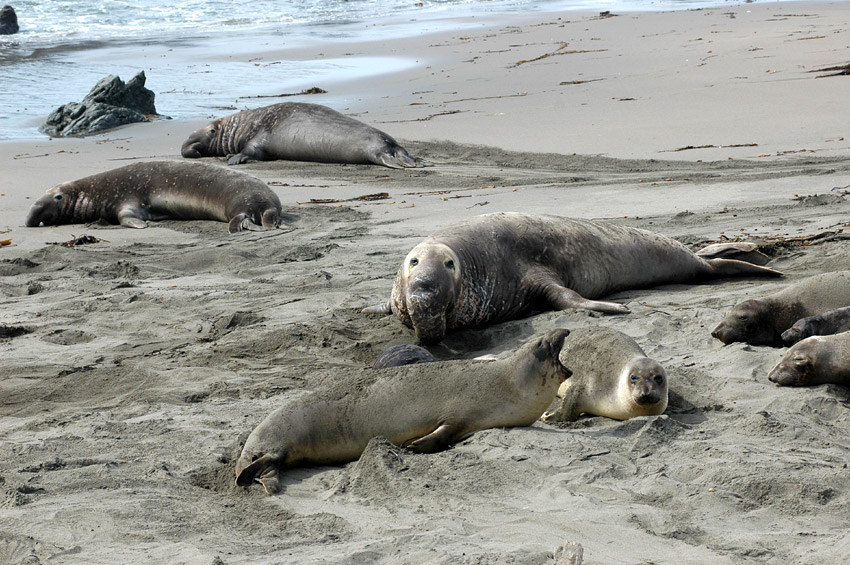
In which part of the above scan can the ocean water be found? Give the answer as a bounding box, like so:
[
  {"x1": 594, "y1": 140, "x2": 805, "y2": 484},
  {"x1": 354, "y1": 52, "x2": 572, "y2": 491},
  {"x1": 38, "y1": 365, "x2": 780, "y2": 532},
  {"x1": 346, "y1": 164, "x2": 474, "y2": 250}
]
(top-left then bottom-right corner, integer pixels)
[{"x1": 0, "y1": 0, "x2": 776, "y2": 139}]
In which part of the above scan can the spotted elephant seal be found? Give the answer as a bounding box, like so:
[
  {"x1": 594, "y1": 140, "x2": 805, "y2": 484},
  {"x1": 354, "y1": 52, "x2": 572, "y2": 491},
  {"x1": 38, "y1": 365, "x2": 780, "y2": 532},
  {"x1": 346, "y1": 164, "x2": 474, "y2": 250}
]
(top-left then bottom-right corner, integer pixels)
[
  {"x1": 363, "y1": 213, "x2": 781, "y2": 344},
  {"x1": 767, "y1": 331, "x2": 850, "y2": 386},
  {"x1": 712, "y1": 270, "x2": 850, "y2": 347},
  {"x1": 781, "y1": 306, "x2": 850, "y2": 346},
  {"x1": 25, "y1": 161, "x2": 290, "y2": 233},
  {"x1": 235, "y1": 328, "x2": 571, "y2": 494},
  {"x1": 372, "y1": 344, "x2": 437, "y2": 369},
  {"x1": 181, "y1": 102, "x2": 425, "y2": 168},
  {"x1": 541, "y1": 326, "x2": 667, "y2": 422}
]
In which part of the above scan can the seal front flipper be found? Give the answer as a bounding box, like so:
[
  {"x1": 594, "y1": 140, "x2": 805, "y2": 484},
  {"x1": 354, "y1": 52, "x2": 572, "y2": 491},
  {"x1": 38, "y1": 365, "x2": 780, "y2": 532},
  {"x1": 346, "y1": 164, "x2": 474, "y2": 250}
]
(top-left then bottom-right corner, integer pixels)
[
  {"x1": 362, "y1": 301, "x2": 392, "y2": 316},
  {"x1": 705, "y1": 258, "x2": 783, "y2": 278},
  {"x1": 235, "y1": 452, "x2": 283, "y2": 495},
  {"x1": 117, "y1": 207, "x2": 148, "y2": 229},
  {"x1": 403, "y1": 422, "x2": 466, "y2": 453},
  {"x1": 226, "y1": 153, "x2": 252, "y2": 165},
  {"x1": 531, "y1": 273, "x2": 630, "y2": 314}
]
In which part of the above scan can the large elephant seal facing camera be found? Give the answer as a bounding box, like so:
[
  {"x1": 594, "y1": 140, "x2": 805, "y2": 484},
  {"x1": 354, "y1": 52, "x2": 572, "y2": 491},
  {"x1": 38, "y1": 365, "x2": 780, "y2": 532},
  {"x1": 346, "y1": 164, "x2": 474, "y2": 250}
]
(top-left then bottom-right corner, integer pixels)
[
  {"x1": 363, "y1": 213, "x2": 782, "y2": 344},
  {"x1": 542, "y1": 326, "x2": 668, "y2": 422},
  {"x1": 235, "y1": 329, "x2": 571, "y2": 495},
  {"x1": 768, "y1": 331, "x2": 850, "y2": 387},
  {"x1": 25, "y1": 161, "x2": 289, "y2": 233},
  {"x1": 712, "y1": 271, "x2": 850, "y2": 347},
  {"x1": 181, "y1": 102, "x2": 425, "y2": 168}
]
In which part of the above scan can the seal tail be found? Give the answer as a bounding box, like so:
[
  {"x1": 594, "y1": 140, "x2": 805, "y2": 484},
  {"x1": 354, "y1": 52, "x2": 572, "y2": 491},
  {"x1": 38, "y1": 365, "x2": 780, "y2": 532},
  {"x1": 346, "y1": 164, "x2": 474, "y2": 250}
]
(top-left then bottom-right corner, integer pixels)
[{"x1": 706, "y1": 258, "x2": 783, "y2": 278}]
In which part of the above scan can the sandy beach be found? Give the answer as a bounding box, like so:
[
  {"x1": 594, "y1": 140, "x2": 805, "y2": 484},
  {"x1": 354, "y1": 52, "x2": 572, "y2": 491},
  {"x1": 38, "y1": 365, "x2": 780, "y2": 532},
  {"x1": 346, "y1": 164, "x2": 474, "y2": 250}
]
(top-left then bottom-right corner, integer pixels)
[{"x1": 2, "y1": 2, "x2": 850, "y2": 563}]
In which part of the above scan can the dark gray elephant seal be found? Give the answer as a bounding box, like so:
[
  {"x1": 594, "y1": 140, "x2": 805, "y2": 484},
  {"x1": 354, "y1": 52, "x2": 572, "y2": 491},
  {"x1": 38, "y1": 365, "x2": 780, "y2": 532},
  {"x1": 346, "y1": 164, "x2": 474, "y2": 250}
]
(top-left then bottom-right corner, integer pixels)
[
  {"x1": 362, "y1": 213, "x2": 781, "y2": 344},
  {"x1": 25, "y1": 161, "x2": 289, "y2": 233},
  {"x1": 712, "y1": 270, "x2": 850, "y2": 347},
  {"x1": 541, "y1": 326, "x2": 667, "y2": 422},
  {"x1": 181, "y1": 102, "x2": 425, "y2": 168},
  {"x1": 372, "y1": 344, "x2": 436, "y2": 369},
  {"x1": 781, "y1": 306, "x2": 850, "y2": 346},
  {"x1": 768, "y1": 331, "x2": 850, "y2": 386},
  {"x1": 235, "y1": 328, "x2": 571, "y2": 495}
]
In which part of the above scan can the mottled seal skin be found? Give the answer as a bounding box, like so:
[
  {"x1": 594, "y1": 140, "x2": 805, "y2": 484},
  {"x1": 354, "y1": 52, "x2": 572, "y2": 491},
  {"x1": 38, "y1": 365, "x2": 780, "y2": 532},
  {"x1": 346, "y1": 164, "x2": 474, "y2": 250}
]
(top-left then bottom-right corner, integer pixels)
[
  {"x1": 712, "y1": 270, "x2": 850, "y2": 347},
  {"x1": 768, "y1": 332, "x2": 850, "y2": 386},
  {"x1": 372, "y1": 344, "x2": 437, "y2": 369},
  {"x1": 781, "y1": 306, "x2": 850, "y2": 346},
  {"x1": 235, "y1": 328, "x2": 571, "y2": 495},
  {"x1": 181, "y1": 102, "x2": 425, "y2": 168},
  {"x1": 363, "y1": 212, "x2": 781, "y2": 344},
  {"x1": 25, "y1": 161, "x2": 288, "y2": 233},
  {"x1": 541, "y1": 326, "x2": 668, "y2": 422}
]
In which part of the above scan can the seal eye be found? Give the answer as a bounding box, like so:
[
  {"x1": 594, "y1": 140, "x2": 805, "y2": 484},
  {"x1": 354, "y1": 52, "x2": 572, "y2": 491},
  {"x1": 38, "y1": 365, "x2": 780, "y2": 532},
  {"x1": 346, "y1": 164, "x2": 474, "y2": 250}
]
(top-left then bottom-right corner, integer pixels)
[
  {"x1": 445, "y1": 259, "x2": 455, "y2": 269},
  {"x1": 654, "y1": 375, "x2": 664, "y2": 384},
  {"x1": 208, "y1": 128, "x2": 216, "y2": 135},
  {"x1": 793, "y1": 356, "x2": 809, "y2": 366},
  {"x1": 737, "y1": 315, "x2": 748, "y2": 322},
  {"x1": 629, "y1": 374, "x2": 638, "y2": 383},
  {"x1": 409, "y1": 258, "x2": 419, "y2": 267},
  {"x1": 54, "y1": 194, "x2": 63, "y2": 201}
]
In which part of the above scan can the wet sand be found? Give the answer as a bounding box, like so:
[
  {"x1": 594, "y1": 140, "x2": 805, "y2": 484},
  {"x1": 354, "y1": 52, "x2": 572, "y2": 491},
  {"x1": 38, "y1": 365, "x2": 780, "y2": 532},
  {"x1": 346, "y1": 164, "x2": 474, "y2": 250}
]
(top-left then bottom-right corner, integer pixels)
[{"x1": 2, "y1": 2, "x2": 850, "y2": 564}]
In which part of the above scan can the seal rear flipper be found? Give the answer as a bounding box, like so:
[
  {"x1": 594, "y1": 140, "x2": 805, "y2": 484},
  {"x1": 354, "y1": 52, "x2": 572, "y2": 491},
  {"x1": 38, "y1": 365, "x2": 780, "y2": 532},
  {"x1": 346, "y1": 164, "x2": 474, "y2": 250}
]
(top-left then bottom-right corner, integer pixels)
[
  {"x1": 403, "y1": 422, "x2": 464, "y2": 453},
  {"x1": 361, "y1": 301, "x2": 392, "y2": 316}
]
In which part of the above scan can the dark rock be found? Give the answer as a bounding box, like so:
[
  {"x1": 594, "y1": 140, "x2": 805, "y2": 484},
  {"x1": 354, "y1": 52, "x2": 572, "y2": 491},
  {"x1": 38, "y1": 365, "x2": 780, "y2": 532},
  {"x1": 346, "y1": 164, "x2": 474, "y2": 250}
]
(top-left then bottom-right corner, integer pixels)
[
  {"x1": 40, "y1": 71, "x2": 164, "y2": 137},
  {"x1": 0, "y1": 5, "x2": 18, "y2": 35}
]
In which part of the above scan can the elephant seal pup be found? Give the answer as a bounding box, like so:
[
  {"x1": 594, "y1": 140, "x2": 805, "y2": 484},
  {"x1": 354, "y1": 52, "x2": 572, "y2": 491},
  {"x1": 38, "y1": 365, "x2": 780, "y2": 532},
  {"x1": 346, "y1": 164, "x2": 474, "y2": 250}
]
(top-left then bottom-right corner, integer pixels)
[
  {"x1": 541, "y1": 326, "x2": 667, "y2": 422},
  {"x1": 781, "y1": 306, "x2": 850, "y2": 346},
  {"x1": 181, "y1": 102, "x2": 425, "y2": 168},
  {"x1": 767, "y1": 331, "x2": 850, "y2": 386},
  {"x1": 372, "y1": 344, "x2": 437, "y2": 369},
  {"x1": 235, "y1": 328, "x2": 571, "y2": 495},
  {"x1": 25, "y1": 161, "x2": 288, "y2": 233},
  {"x1": 712, "y1": 270, "x2": 850, "y2": 347},
  {"x1": 363, "y1": 212, "x2": 781, "y2": 344}
]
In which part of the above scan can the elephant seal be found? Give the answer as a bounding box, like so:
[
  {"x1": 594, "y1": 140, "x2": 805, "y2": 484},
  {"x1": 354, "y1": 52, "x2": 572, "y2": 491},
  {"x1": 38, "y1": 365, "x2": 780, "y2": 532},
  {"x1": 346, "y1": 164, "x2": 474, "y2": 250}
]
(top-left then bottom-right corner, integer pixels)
[
  {"x1": 181, "y1": 102, "x2": 425, "y2": 168},
  {"x1": 541, "y1": 326, "x2": 667, "y2": 422},
  {"x1": 363, "y1": 213, "x2": 781, "y2": 344},
  {"x1": 781, "y1": 306, "x2": 850, "y2": 346},
  {"x1": 767, "y1": 331, "x2": 850, "y2": 386},
  {"x1": 25, "y1": 161, "x2": 289, "y2": 233},
  {"x1": 372, "y1": 344, "x2": 437, "y2": 369},
  {"x1": 235, "y1": 328, "x2": 571, "y2": 494},
  {"x1": 712, "y1": 270, "x2": 850, "y2": 347}
]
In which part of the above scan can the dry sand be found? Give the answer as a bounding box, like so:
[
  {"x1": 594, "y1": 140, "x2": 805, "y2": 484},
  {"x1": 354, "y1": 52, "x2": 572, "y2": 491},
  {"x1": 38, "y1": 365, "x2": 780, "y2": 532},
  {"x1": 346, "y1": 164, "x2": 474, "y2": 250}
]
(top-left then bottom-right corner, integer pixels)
[{"x1": 2, "y1": 2, "x2": 850, "y2": 564}]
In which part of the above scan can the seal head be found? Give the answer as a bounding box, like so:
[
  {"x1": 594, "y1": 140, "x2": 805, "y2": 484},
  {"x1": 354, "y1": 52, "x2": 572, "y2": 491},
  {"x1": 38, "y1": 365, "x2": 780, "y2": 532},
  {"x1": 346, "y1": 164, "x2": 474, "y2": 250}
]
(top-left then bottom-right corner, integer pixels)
[
  {"x1": 181, "y1": 123, "x2": 219, "y2": 158},
  {"x1": 621, "y1": 357, "x2": 668, "y2": 414},
  {"x1": 711, "y1": 299, "x2": 778, "y2": 346},
  {"x1": 395, "y1": 242, "x2": 462, "y2": 345},
  {"x1": 26, "y1": 183, "x2": 94, "y2": 227}
]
